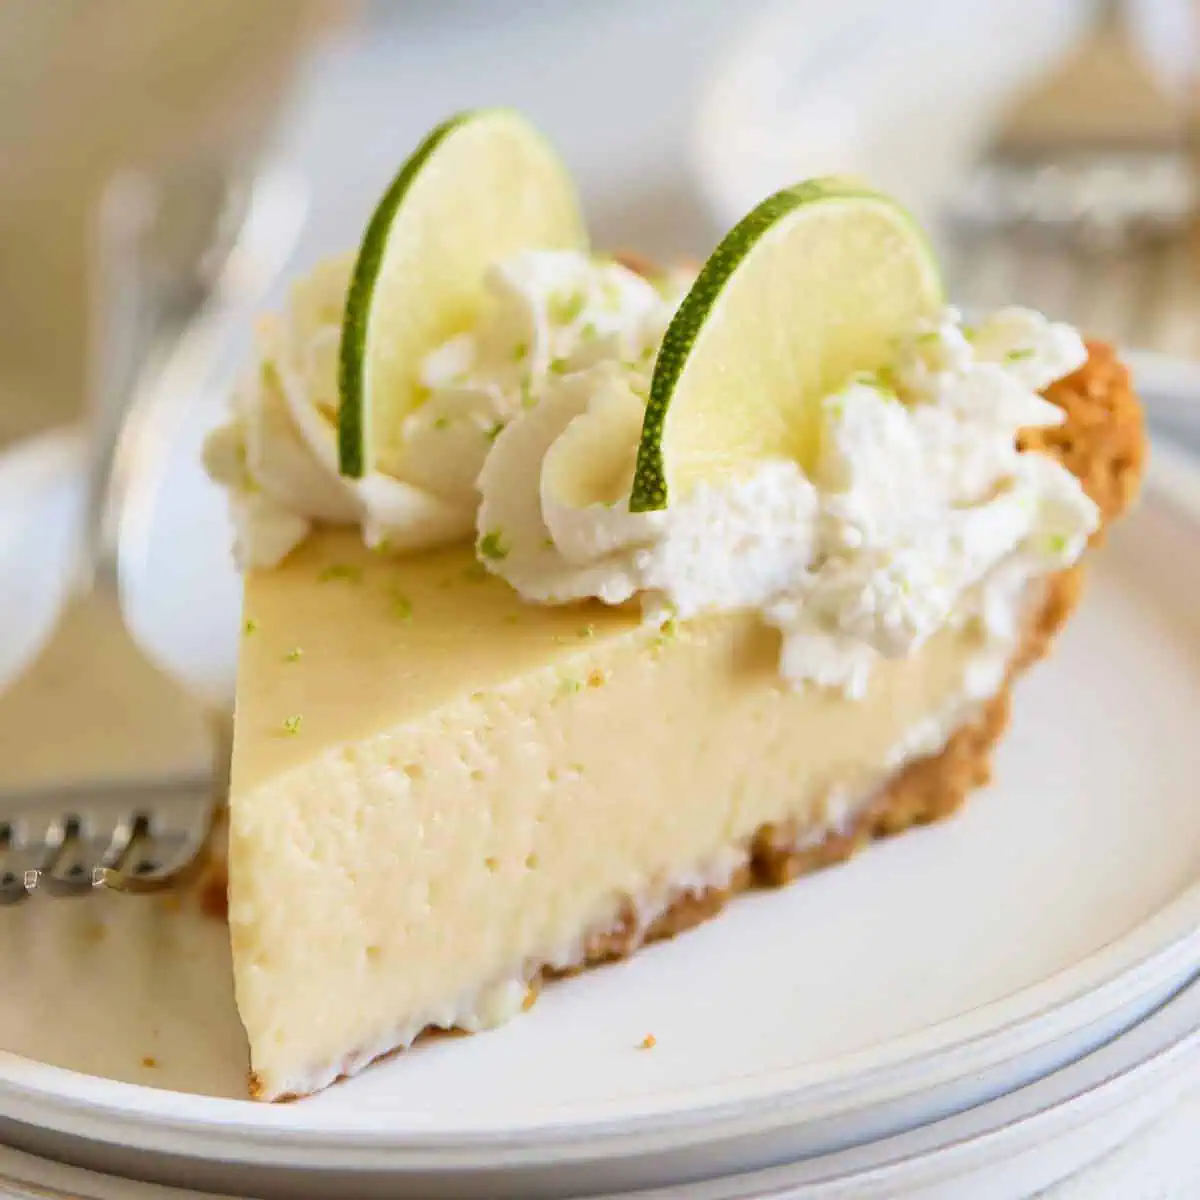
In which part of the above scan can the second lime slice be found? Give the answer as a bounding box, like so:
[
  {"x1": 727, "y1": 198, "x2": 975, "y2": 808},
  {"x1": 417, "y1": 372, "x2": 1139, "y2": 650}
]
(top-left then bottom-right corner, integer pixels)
[{"x1": 630, "y1": 179, "x2": 942, "y2": 512}]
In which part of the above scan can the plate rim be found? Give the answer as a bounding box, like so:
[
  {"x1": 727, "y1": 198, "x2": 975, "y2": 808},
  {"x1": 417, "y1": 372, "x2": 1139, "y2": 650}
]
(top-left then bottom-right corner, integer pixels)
[{"x1": 2, "y1": 363, "x2": 1200, "y2": 1167}]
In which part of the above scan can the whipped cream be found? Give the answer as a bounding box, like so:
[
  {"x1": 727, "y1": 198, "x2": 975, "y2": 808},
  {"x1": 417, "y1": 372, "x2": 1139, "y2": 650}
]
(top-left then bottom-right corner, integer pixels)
[
  {"x1": 205, "y1": 245, "x2": 1098, "y2": 693},
  {"x1": 478, "y1": 305, "x2": 1098, "y2": 692},
  {"x1": 203, "y1": 251, "x2": 684, "y2": 568}
]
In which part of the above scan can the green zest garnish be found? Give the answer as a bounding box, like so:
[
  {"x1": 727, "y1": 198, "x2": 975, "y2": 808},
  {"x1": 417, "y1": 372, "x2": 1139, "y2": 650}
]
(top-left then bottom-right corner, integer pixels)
[
  {"x1": 549, "y1": 357, "x2": 570, "y2": 375},
  {"x1": 282, "y1": 715, "x2": 303, "y2": 736},
  {"x1": 318, "y1": 563, "x2": 362, "y2": 583},
  {"x1": 285, "y1": 647, "x2": 303, "y2": 662},
  {"x1": 558, "y1": 676, "x2": 582, "y2": 696},
  {"x1": 485, "y1": 420, "x2": 505, "y2": 442},
  {"x1": 962, "y1": 324, "x2": 977, "y2": 341},
  {"x1": 915, "y1": 331, "x2": 940, "y2": 346},
  {"x1": 512, "y1": 341, "x2": 528, "y2": 361},
  {"x1": 1047, "y1": 532, "x2": 1069, "y2": 554},
  {"x1": 433, "y1": 415, "x2": 451, "y2": 431},
  {"x1": 577, "y1": 623, "x2": 595, "y2": 638},
  {"x1": 243, "y1": 617, "x2": 259, "y2": 635},
  {"x1": 478, "y1": 529, "x2": 510, "y2": 561},
  {"x1": 392, "y1": 593, "x2": 414, "y2": 620},
  {"x1": 1006, "y1": 347, "x2": 1035, "y2": 362},
  {"x1": 853, "y1": 367, "x2": 897, "y2": 395},
  {"x1": 549, "y1": 289, "x2": 586, "y2": 325}
]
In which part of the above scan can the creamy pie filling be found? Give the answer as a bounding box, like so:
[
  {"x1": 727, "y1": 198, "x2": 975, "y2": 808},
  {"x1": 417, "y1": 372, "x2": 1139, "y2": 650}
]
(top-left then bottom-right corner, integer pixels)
[{"x1": 208, "y1": 251, "x2": 1099, "y2": 1098}]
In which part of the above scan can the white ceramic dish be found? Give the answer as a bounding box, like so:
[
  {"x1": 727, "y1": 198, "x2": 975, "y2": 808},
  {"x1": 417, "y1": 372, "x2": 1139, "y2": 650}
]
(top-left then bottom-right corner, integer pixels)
[
  {"x1": 2, "y1": 973, "x2": 1198, "y2": 1200},
  {"x1": 1, "y1": 359, "x2": 1199, "y2": 1197}
]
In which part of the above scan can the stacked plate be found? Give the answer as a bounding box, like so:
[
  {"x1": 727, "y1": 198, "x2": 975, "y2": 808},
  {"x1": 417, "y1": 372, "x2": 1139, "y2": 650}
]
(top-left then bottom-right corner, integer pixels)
[{"x1": 2, "y1": 341, "x2": 1200, "y2": 1197}]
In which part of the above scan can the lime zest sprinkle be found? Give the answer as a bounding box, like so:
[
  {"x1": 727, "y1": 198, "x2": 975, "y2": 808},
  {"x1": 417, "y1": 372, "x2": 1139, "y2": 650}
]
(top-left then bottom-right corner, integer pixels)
[
  {"x1": 512, "y1": 341, "x2": 528, "y2": 361},
  {"x1": 549, "y1": 289, "x2": 586, "y2": 325},
  {"x1": 282, "y1": 715, "x2": 303, "y2": 736},
  {"x1": 548, "y1": 357, "x2": 570, "y2": 375},
  {"x1": 318, "y1": 563, "x2": 362, "y2": 583},
  {"x1": 433, "y1": 416, "x2": 451, "y2": 431},
  {"x1": 243, "y1": 617, "x2": 259, "y2": 635},
  {"x1": 915, "y1": 331, "x2": 940, "y2": 346},
  {"x1": 485, "y1": 420, "x2": 505, "y2": 443},
  {"x1": 541, "y1": 535, "x2": 555, "y2": 549},
  {"x1": 391, "y1": 593, "x2": 413, "y2": 621},
  {"x1": 653, "y1": 611, "x2": 680, "y2": 650},
  {"x1": 558, "y1": 676, "x2": 582, "y2": 696},
  {"x1": 853, "y1": 366, "x2": 898, "y2": 397},
  {"x1": 1006, "y1": 347, "x2": 1035, "y2": 362},
  {"x1": 962, "y1": 324, "x2": 977, "y2": 341},
  {"x1": 285, "y1": 647, "x2": 304, "y2": 663},
  {"x1": 520, "y1": 378, "x2": 535, "y2": 408},
  {"x1": 580, "y1": 321, "x2": 598, "y2": 342},
  {"x1": 371, "y1": 536, "x2": 393, "y2": 555},
  {"x1": 577, "y1": 623, "x2": 595, "y2": 638},
  {"x1": 1047, "y1": 532, "x2": 1069, "y2": 554},
  {"x1": 478, "y1": 529, "x2": 510, "y2": 561}
]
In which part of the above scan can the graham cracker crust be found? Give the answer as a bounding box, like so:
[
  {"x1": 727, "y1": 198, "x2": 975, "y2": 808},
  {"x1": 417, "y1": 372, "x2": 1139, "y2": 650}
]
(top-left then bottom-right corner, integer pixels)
[{"x1": 245, "y1": 342, "x2": 1144, "y2": 1099}]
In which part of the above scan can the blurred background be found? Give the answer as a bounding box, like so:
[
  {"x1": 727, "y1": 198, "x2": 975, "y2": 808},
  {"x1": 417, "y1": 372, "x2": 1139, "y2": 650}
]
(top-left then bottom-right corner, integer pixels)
[{"x1": 1, "y1": 0, "x2": 1198, "y2": 452}]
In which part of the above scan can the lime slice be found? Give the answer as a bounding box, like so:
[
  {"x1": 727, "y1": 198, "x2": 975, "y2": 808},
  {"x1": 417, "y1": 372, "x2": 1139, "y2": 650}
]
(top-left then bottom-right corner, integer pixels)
[
  {"x1": 338, "y1": 109, "x2": 587, "y2": 478},
  {"x1": 630, "y1": 179, "x2": 942, "y2": 511}
]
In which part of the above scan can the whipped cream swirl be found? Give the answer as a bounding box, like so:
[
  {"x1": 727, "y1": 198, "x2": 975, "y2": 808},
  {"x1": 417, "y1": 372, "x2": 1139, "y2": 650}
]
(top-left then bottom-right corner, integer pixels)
[
  {"x1": 203, "y1": 251, "x2": 685, "y2": 568},
  {"x1": 206, "y1": 249, "x2": 1098, "y2": 693},
  {"x1": 473, "y1": 305, "x2": 1098, "y2": 692}
]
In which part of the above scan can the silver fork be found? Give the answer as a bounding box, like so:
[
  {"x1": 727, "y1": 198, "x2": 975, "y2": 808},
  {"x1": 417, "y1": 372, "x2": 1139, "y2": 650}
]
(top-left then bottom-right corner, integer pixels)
[
  {"x1": 944, "y1": 0, "x2": 1199, "y2": 352},
  {"x1": 0, "y1": 164, "x2": 305, "y2": 904}
]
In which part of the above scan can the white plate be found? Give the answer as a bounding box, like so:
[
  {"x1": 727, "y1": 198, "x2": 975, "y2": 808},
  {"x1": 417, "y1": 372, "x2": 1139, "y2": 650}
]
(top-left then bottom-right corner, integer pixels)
[
  {"x1": 3, "y1": 974, "x2": 1197, "y2": 1200},
  {"x1": 2, "y1": 361, "x2": 1200, "y2": 1197}
]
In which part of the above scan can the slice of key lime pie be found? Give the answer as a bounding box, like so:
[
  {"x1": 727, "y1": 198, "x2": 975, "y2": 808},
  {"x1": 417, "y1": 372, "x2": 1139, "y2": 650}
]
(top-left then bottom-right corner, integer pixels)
[{"x1": 204, "y1": 110, "x2": 1144, "y2": 1100}]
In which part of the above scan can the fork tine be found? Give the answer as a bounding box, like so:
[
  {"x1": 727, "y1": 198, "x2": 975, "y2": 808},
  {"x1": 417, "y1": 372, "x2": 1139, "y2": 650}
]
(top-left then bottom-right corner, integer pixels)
[{"x1": 0, "y1": 813, "x2": 64, "y2": 903}]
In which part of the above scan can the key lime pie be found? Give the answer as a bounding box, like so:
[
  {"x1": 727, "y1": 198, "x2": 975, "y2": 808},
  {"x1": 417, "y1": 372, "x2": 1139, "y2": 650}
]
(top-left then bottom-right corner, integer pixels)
[{"x1": 204, "y1": 110, "x2": 1144, "y2": 1100}]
